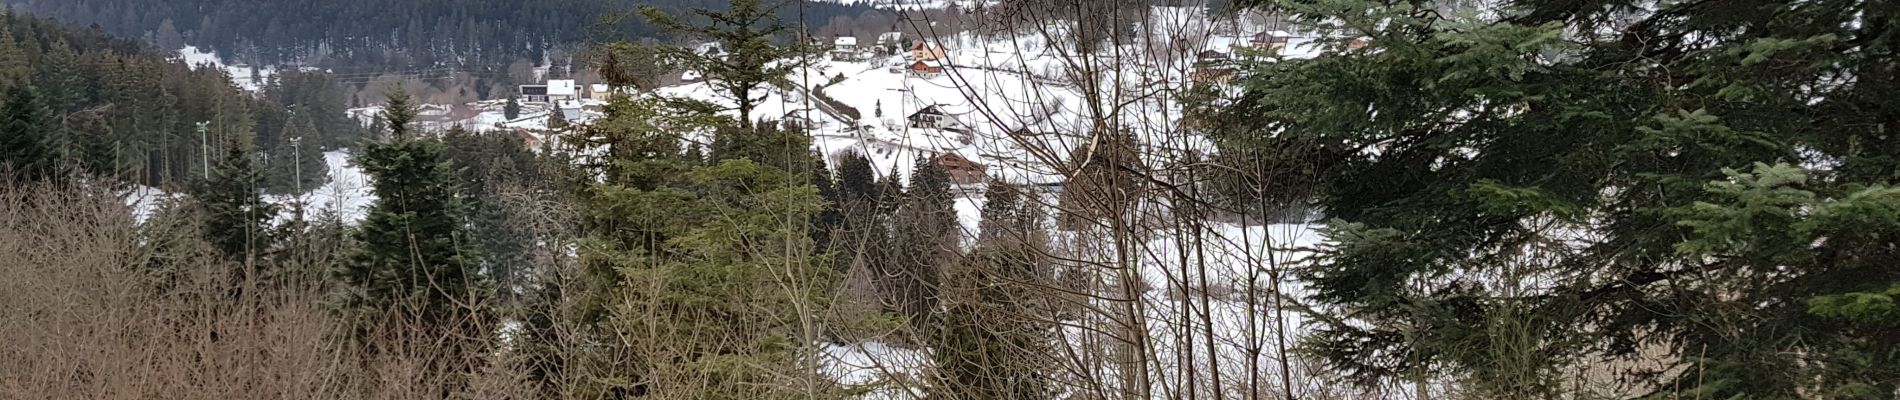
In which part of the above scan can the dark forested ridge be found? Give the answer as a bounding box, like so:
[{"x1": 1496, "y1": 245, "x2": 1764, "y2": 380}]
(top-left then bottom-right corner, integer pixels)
[
  {"x1": 0, "y1": 0, "x2": 884, "y2": 66},
  {"x1": 0, "y1": 10, "x2": 359, "y2": 189}
]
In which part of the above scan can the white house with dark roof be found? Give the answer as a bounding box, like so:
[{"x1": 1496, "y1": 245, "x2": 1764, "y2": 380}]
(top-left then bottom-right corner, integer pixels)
[{"x1": 907, "y1": 105, "x2": 956, "y2": 129}]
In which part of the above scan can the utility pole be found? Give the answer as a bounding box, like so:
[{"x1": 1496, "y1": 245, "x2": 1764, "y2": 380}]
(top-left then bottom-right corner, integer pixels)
[
  {"x1": 197, "y1": 121, "x2": 210, "y2": 180},
  {"x1": 289, "y1": 137, "x2": 303, "y2": 194}
]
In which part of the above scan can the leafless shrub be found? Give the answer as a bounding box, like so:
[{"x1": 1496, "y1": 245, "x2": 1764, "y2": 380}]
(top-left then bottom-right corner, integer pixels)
[{"x1": 0, "y1": 182, "x2": 541, "y2": 399}]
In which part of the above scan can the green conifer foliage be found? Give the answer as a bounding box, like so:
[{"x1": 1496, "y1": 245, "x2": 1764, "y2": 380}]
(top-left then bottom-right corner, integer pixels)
[
  {"x1": 192, "y1": 135, "x2": 279, "y2": 267},
  {"x1": 332, "y1": 89, "x2": 487, "y2": 346},
  {"x1": 931, "y1": 179, "x2": 1054, "y2": 400},
  {"x1": 503, "y1": 95, "x2": 521, "y2": 120},
  {"x1": 1219, "y1": 0, "x2": 1900, "y2": 396},
  {"x1": 561, "y1": 95, "x2": 841, "y2": 398},
  {"x1": 0, "y1": 85, "x2": 55, "y2": 180},
  {"x1": 639, "y1": 0, "x2": 810, "y2": 129}
]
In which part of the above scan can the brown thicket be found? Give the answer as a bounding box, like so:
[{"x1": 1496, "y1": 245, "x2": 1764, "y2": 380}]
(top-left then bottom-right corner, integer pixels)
[{"x1": 0, "y1": 182, "x2": 542, "y2": 399}]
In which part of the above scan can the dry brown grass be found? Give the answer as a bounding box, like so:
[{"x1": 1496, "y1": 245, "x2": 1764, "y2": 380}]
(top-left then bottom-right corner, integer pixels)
[{"x1": 0, "y1": 182, "x2": 537, "y2": 400}]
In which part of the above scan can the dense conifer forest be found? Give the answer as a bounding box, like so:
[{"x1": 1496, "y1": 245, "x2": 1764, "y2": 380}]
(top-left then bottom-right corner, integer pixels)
[
  {"x1": 0, "y1": 10, "x2": 358, "y2": 189},
  {"x1": 0, "y1": 0, "x2": 883, "y2": 65}
]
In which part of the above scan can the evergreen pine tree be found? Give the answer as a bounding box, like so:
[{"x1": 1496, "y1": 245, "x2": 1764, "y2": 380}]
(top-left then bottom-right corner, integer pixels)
[
  {"x1": 442, "y1": 124, "x2": 542, "y2": 305},
  {"x1": 266, "y1": 112, "x2": 328, "y2": 194},
  {"x1": 887, "y1": 156, "x2": 957, "y2": 330},
  {"x1": 192, "y1": 134, "x2": 279, "y2": 271},
  {"x1": 639, "y1": 0, "x2": 809, "y2": 129},
  {"x1": 333, "y1": 88, "x2": 486, "y2": 347},
  {"x1": 1220, "y1": 0, "x2": 1900, "y2": 396},
  {"x1": 545, "y1": 107, "x2": 569, "y2": 131},
  {"x1": 931, "y1": 178, "x2": 1054, "y2": 400},
  {"x1": 66, "y1": 112, "x2": 115, "y2": 178},
  {"x1": 503, "y1": 95, "x2": 521, "y2": 120},
  {"x1": 0, "y1": 31, "x2": 30, "y2": 90},
  {"x1": 0, "y1": 85, "x2": 56, "y2": 180},
  {"x1": 35, "y1": 39, "x2": 86, "y2": 115},
  {"x1": 154, "y1": 18, "x2": 184, "y2": 51},
  {"x1": 810, "y1": 149, "x2": 843, "y2": 253},
  {"x1": 561, "y1": 93, "x2": 843, "y2": 398},
  {"x1": 836, "y1": 151, "x2": 876, "y2": 203}
]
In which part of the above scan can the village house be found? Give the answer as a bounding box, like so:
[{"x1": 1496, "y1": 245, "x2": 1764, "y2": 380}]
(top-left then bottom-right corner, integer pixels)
[
  {"x1": 556, "y1": 100, "x2": 584, "y2": 122},
  {"x1": 519, "y1": 79, "x2": 580, "y2": 105},
  {"x1": 876, "y1": 32, "x2": 903, "y2": 55},
  {"x1": 908, "y1": 60, "x2": 944, "y2": 77},
  {"x1": 1252, "y1": 30, "x2": 1293, "y2": 50},
  {"x1": 910, "y1": 40, "x2": 948, "y2": 61},
  {"x1": 907, "y1": 105, "x2": 955, "y2": 129},
  {"x1": 519, "y1": 85, "x2": 549, "y2": 103},
  {"x1": 932, "y1": 152, "x2": 988, "y2": 186},
  {"x1": 588, "y1": 84, "x2": 612, "y2": 101},
  {"x1": 1191, "y1": 50, "x2": 1235, "y2": 84},
  {"x1": 546, "y1": 79, "x2": 578, "y2": 102},
  {"x1": 831, "y1": 37, "x2": 864, "y2": 61}
]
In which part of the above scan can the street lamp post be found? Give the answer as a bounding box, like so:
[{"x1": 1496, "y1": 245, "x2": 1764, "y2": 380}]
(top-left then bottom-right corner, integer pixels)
[
  {"x1": 197, "y1": 121, "x2": 210, "y2": 179},
  {"x1": 289, "y1": 137, "x2": 303, "y2": 194}
]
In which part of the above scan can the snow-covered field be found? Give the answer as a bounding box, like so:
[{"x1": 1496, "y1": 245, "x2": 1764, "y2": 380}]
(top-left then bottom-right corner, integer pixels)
[
  {"x1": 271, "y1": 151, "x2": 374, "y2": 224},
  {"x1": 126, "y1": 151, "x2": 372, "y2": 225},
  {"x1": 177, "y1": 46, "x2": 277, "y2": 92}
]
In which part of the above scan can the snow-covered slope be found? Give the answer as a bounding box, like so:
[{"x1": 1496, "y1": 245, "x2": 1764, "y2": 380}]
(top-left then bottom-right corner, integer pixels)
[
  {"x1": 266, "y1": 151, "x2": 373, "y2": 224},
  {"x1": 176, "y1": 46, "x2": 276, "y2": 92}
]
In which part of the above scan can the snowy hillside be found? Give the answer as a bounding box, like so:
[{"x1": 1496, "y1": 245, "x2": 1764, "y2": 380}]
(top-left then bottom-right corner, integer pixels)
[
  {"x1": 267, "y1": 151, "x2": 374, "y2": 224},
  {"x1": 177, "y1": 46, "x2": 277, "y2": 92}
]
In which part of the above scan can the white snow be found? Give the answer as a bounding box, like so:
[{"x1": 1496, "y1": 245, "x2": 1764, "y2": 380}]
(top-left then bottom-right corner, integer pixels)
[
  {"x1": 124, "y1": 185, "x2": 175, "y2": 224},
  {"x1": 819, "y1": 341, "x2": 932, "y2": 398},
  {"x1": 547, "y1": 79, "x2": 578, "y2": 97},
  {"x1": 265, "y1": 151, "x2": 372, "y2": 224},
  {"x1": 176, "y1": 45, "x2": 277, "y2": 92}
]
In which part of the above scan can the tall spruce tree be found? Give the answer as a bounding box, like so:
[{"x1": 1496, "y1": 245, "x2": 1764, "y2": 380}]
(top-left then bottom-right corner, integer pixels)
[
  {"x1": 546, "y1": 107, "x2": 570, "y2": 131},
  {"x1": 265, "y1": 112, "x2": 328, "y2": 194},
  {"x1": 561, "y1": 93, "x2": 842, "y2": 398},
  {"x1": 503, "y1": 95, "x2": 521, "y2": 120},
  {"x1": 931, "y1": 179, "x2": 1054, "y2": 400},
  {"x1": 0, "y1": 85, "x2": 56, "y2": 180},
  {"x1": 1219, "y1": 0, "x2": 1900, "y2": 397},
  {"x1": 639, "y1": 0, "x2": 808, "y2": 129},
  {"x1": 192, "y1": 134, "x2": 279, "y2": 270},
  {"x1": 887, "y1": 156, "x2": 958, "y2": 330},
  {"x1": 442, "y1": 124, "x2": 543, "y2": 305},
  {"x1": 333, "y1": 87, "x2": 486, "y2": 343},
  {"x1": 0, "y1": 31, "x2": 30, "y2": 90}
]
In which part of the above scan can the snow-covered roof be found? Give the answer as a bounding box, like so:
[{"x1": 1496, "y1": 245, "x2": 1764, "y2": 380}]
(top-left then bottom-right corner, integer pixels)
[
  {"x1": 1254, "y1": 30, "x2": 1295, "y2": 42},
  {"x1": 590, "y1": 84, "x2": 610, "y2": 93},
  {"x1": 547, "y1": 80, "x2": 577, "y2": 96},
  {"x1": 877, "y1": 32, "x2": 902, "y2": 42},
  {"x1": 835, "y1": 37, "x2": 857, "y2": 47},
  {"x1": 909, "y1": 105, "x2": 947, "y2": 118}
]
